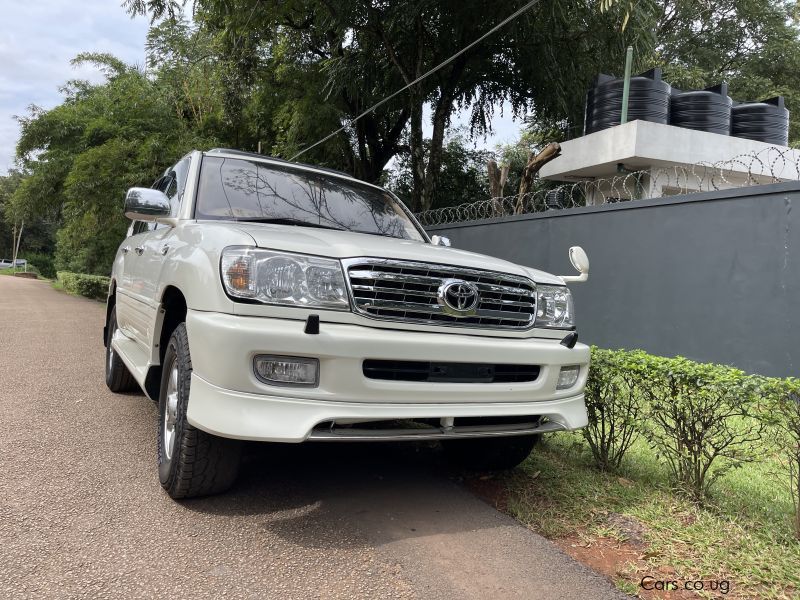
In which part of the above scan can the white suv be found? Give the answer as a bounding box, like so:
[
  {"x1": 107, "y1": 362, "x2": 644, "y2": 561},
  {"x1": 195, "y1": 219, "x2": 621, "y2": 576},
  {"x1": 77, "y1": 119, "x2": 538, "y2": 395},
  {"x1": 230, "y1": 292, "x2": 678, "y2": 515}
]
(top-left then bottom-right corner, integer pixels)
[{"x1": 105, "y1": 148, "x2": 590, "y2": 498}]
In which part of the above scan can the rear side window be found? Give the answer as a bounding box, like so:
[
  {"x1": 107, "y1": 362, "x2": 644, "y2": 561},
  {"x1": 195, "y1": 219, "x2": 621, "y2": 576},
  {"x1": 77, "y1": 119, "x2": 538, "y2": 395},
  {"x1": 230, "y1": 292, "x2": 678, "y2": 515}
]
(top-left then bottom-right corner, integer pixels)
[{"x1": 152, "y1": 157, "x2": 191, "y2": 216}]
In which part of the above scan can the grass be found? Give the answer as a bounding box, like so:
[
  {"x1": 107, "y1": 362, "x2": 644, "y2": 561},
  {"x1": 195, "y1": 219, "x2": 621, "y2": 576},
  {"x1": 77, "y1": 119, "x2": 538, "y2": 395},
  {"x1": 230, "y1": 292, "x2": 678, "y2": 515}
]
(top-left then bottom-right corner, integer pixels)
[
  {"x1": 0, "y1": 265, "x2": 43, "y2": 278},
  {"x1": 498, "y1": 432, "x2": 800, "y2": 599}
]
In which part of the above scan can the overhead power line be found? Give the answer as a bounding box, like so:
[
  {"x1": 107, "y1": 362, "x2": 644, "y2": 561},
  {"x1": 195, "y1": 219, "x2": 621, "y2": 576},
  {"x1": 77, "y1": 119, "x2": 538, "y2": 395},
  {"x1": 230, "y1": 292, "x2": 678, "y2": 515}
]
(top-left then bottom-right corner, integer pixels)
[{"x1": 289, "y1": 0, "x2": 542, "y2": 162}]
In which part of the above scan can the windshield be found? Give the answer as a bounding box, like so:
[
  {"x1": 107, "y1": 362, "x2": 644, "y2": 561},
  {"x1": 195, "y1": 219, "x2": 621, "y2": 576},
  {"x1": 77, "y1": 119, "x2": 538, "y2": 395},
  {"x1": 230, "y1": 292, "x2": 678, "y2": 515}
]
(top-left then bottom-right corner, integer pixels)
[{"x1": 195, "y1": 156, "x2": 425, "y2": 241}]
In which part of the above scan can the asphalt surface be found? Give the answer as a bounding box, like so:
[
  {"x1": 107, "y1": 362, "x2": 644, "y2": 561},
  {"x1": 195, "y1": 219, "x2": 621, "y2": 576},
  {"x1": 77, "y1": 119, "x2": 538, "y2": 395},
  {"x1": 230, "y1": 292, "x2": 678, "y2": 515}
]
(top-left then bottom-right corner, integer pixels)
[{"x1": 0, "y1": 276, "x2": 627, "y2": 599}]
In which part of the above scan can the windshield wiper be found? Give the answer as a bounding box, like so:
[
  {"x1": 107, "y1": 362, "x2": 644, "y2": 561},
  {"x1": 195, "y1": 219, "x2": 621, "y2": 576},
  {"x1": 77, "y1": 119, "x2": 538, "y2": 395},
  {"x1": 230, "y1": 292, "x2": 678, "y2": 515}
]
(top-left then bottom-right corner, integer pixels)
[{"x1": 234, "y1": 217, "x2": 345, "y2": 231}]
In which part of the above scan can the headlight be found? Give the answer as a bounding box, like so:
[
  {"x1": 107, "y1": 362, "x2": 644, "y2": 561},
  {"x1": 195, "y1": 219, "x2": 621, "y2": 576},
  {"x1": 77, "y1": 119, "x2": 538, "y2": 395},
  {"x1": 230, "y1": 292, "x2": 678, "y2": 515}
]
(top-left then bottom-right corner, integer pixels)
[
  {"x1": 535, "y1": 284, "x2": 574, "y2": 328},
  {"x1": 221, "y1": 247, "x2": 349, "y2": 310}
]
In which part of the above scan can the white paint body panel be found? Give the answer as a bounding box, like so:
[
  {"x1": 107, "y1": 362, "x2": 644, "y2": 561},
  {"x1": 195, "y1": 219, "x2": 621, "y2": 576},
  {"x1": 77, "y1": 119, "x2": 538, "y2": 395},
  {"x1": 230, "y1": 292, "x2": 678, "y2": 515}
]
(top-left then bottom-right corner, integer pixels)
[
  {"x1": 110, "y1": 150, "x2": 590, "y2": 441},
  {"x1": 187, "y1": 374, "x2": 588, "y2": 443}
]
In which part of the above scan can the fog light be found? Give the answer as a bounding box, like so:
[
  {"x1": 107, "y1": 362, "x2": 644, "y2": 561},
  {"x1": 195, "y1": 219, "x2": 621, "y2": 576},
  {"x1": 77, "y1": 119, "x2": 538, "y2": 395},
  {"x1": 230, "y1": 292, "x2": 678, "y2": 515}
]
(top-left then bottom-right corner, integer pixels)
[
  {"x1": 557, "y1": 365, "x2": 580, "y2": 390},
  {"x1": 253, "y1": 355, "x2": 319, "y2": 387}
]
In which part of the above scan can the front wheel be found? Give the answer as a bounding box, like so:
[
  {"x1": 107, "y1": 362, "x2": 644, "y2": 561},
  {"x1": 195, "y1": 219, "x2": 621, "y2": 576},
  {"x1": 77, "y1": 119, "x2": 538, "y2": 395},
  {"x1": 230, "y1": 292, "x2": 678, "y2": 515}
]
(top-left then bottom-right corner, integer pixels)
[
  {"x1": 157, "y1": 323, "x2": 242, "y2": 499},
  {"x1": 443, "y1": 435, "x2": 540, "y2": 471}
]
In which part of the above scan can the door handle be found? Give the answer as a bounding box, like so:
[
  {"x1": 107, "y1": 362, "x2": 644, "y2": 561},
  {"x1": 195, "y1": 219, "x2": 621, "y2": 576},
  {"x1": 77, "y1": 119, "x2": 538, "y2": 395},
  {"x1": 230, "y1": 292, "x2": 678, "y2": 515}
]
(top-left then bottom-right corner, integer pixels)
[
  {"x1": 134, "y1": 246, "x2": 144, "y2": 256},
  {"x1": 160, "y1": 244, "x2": 170, "y2": 256},
  {"x1": 122, "y1": 246, "x2": 130, "y2": 254}
]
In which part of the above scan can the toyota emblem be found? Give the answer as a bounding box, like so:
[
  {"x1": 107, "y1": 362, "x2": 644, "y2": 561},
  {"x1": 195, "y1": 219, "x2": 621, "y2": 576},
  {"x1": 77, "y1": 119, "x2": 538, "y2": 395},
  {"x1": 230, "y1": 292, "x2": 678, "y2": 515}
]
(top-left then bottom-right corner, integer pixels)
[{"x1": 437, "y1": 279, "x2": 480, "y2": 317}]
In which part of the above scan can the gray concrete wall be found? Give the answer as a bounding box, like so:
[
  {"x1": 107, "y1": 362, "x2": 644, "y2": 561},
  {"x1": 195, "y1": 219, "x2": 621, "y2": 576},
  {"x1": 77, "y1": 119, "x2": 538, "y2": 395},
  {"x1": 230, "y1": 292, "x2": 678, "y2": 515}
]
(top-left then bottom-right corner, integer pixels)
[{"x1": 427, "y1": 182, "x2": 799, "y2": 377}]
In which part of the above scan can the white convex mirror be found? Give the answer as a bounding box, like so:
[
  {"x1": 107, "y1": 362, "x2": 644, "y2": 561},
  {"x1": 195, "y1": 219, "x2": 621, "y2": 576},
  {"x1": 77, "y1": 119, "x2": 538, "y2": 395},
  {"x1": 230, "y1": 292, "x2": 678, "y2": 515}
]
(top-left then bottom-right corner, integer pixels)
[{"x1": 561, "y1": 246, "x2": 589, "y2": 282}]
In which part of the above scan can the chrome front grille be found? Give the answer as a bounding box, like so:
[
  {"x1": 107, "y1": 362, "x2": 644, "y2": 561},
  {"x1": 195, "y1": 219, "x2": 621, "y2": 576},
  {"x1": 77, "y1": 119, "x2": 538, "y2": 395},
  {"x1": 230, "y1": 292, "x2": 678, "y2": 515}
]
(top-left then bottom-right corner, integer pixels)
[{"x1": 344, "y1": 259, "x2": 537, "y2": 329}]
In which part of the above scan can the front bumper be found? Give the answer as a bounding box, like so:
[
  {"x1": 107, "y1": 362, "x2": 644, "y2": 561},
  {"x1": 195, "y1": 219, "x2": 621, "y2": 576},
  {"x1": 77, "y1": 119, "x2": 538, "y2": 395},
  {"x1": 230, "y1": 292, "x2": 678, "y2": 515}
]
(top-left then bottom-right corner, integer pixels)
[{"x1": 185, "y1": 310, "x2": 590, "y2": 442}]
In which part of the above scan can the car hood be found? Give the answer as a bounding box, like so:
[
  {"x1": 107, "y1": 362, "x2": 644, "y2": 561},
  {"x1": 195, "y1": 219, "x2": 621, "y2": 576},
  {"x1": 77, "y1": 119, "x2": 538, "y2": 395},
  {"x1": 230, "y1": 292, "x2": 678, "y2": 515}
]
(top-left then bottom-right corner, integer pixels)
[{"x1": 230, "y1": 222, "x2": 564, "y2": 285}]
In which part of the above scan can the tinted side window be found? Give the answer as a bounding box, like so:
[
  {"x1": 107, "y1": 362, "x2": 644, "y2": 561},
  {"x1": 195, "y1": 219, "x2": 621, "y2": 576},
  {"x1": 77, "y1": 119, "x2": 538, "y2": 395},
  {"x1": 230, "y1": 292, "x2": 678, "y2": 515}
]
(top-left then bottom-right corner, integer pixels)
[
  {"x1": 142, "y1": 158, "x2": 191, "y2": 230},
  {"x1": 164, "y1": 158, "x2": 191, "y2": 216}
]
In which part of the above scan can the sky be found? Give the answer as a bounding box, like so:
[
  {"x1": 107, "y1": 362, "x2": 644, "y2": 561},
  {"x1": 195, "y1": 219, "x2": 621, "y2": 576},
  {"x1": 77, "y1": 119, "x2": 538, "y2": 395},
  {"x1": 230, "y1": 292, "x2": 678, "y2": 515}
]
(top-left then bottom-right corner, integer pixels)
[
  {"x1": 0, "y1": 0, "x2": 150, "y2": 173},
  {"x1": 0, "y1": 1, "x2": 522, "y2": 174}
]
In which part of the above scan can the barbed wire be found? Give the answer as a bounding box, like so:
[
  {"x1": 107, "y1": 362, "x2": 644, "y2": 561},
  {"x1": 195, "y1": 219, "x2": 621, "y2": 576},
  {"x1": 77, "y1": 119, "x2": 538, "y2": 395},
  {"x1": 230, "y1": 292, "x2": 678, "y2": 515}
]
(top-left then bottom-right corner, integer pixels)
[{"x1": 416, "y1": 146, "x2": 800, "y2": 227}]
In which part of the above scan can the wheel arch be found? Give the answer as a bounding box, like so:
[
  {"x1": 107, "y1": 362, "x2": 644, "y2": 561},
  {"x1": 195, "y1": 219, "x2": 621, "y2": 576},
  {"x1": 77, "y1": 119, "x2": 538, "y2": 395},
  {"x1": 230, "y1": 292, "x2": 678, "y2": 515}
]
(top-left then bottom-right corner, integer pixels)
[
  {"x1": 103, "y1": 279, "x2": 117, "y2": 348},
  {"x1": 144, "y1": 285, "x2": 188, "y2": 400}
]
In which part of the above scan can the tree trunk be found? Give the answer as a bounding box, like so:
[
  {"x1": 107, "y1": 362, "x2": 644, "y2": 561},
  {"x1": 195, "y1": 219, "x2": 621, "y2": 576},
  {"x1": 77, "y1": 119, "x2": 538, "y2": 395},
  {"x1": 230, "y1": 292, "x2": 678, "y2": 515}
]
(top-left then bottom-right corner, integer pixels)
[
  {"x1": 420, "y1": 98, "x2": 451, "y2": 212},
  {"x1": 488, "y1": 159, "x2": 501, "y2": 198},
  {"x1": 408, "y1": 94, "x2": 425, "y2": 212},
  {"x1": 488, "y1": 160, "x2": 511, "y2": 216},
  {"x1": 12, "y1": 220, "x2": 24, "y2": 268},
  {"x1": 419, "y1": 52, "x2": 467, "y2": 213},
  {"x1": 516, "y1": 142, "x2": 562, "y2": 214}
]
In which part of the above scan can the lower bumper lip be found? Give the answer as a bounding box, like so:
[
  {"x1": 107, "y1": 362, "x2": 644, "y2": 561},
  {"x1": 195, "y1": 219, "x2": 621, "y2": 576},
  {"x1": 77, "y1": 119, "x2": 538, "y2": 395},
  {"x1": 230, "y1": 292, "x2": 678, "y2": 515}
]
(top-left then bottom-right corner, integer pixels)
[{"x1": 305, "y1": 420, "x2": 565, "y2": 442}]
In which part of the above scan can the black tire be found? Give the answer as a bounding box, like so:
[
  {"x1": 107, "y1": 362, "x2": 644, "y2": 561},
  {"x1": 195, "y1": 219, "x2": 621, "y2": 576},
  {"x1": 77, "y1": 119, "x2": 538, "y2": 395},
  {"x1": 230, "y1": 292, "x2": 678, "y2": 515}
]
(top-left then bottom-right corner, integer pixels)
[
  {"x1": 443, "y1": 435, "x2": 540, "y2": 471},
  {"x1": 157, "y1": 323, "x2": 242, "y2": 499},
  {"x1": 105, "y1": 306, "x2": 139, "y2": 393}
]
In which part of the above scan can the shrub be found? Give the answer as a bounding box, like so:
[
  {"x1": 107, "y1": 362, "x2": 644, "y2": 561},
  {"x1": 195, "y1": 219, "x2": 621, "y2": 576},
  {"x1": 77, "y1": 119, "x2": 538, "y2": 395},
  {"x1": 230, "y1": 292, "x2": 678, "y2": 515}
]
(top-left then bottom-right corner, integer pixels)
[
  {"x1": 762, "y1": 378, "x2": 800, "y2": 539},
  {"x1": 583, "y1": 348, "x2": 646, "y2": 471},
  {"x1": 56, "y1": 271, "x2": 110, "y2": 301},
  {"x1": 24, "y1": 252, "x2": 56, "y2": 279},
  {"x1": 638, "y1": 356, "x2": 764, "y2": 501}
]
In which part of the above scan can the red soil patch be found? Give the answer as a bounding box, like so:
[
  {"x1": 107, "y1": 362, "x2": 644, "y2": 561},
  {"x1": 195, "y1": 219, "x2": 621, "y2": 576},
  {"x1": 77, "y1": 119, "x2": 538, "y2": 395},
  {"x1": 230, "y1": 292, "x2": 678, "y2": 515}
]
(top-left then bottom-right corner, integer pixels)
[
  {"x1": 556, "y1": 535, "x2": 699, "y2": 599},
  {"x1": 464, "y1": 476, "x2": 730, "y2": 598}
]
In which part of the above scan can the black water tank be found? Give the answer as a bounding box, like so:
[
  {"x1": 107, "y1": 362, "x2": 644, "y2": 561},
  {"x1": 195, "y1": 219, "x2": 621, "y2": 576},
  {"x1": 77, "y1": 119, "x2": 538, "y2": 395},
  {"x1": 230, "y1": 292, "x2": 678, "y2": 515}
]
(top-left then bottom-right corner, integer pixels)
[
  {"x1": 669, "y1": 83, "x2": 732, "y2": 135},
  {"x1": 585, "y1": 68, "x2": 671, "y2": 134},
  {"x1": 545, "y1": 188, "x2": 567, "y2": 210},
  {"x1": 732, "y1": 97, "x2": 789, "y2": 146}
]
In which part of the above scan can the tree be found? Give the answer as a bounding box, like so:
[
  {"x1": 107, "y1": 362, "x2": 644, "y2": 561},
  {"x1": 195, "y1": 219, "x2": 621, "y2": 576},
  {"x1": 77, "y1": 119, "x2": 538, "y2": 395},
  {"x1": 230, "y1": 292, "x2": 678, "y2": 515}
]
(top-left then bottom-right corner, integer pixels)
[
  {"x1": 126, "y1": 0, "x2": 657, "y2": 210},
  {"x1": 652, "y1": 0, "x2": 800, "y2": 145},
  {"x1": 0, "y1": 171, "x2": 24, "y2": 259},
  {"x1": 387, "y1": 131, "x2": 492, "y2": 209},
  {"x1": 12, "y1": 53, "x2": 218, "y2": 275}
]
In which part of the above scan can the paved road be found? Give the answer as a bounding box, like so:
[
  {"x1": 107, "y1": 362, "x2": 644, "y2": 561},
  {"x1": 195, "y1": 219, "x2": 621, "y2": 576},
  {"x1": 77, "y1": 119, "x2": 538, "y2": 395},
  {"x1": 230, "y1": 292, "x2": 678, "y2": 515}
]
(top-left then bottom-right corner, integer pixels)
[{"x1": 0, "y1": 276, "x2": 626, "y2": 599}]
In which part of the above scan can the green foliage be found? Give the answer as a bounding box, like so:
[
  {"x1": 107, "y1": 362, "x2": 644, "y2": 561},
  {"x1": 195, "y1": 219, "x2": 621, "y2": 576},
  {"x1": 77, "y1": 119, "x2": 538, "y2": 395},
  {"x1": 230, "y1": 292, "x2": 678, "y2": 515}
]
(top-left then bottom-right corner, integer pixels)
[
  {"x1": 11, "y1": 51, "x2": 219, "y2": 276},
  {"x1": 640, "y1": 356, "x2": 765, "y2": 501},
  {"x1": 583, "y1": 347, "x2": 646, "y2": 471},
  {"x1": 8, "y1": 0, "x2": 800, "y2": 274},
  {"x1": 589, "y1": 349, "x2": 766, "y2": 501},
  {"x1": 126, "y1": 0, "x2": 658, "y2": 210},
  {"x1": 387, "y1": 132, "x2": 492, "y2": 208},
  {"x1": 0, "y1": 172, "x2": 23, "y2": 257},
  {"x1": 761, "y1": 377, "x2": 800, "y2": 538},
  {"x1": 647, "y1": 0, "x2": 800, "y2": 145},
  {"x1": 24, "y1": 252, "x2": 56, "y2": 279},
  {"x1": 56, "y1": 271, "x2": 110, "y2": 300},
  {"x1": 503, "y1": 432, "x2": 800, "y2": 598}
]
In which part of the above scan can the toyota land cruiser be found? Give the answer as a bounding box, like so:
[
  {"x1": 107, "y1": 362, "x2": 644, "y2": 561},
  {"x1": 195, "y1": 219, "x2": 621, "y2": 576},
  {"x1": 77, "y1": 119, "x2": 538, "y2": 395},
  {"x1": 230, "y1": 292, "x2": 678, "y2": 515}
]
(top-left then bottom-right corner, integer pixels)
[{"x1": 104, "y1": 148, "x2": 591, "y2": 499}]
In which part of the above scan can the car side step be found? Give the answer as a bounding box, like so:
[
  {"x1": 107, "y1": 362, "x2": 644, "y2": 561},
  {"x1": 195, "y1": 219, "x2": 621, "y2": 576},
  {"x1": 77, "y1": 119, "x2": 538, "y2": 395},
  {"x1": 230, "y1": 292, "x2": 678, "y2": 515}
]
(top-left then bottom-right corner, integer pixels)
[{"x1": 306, "y1": 419, "x2": 565, "y2": 442}]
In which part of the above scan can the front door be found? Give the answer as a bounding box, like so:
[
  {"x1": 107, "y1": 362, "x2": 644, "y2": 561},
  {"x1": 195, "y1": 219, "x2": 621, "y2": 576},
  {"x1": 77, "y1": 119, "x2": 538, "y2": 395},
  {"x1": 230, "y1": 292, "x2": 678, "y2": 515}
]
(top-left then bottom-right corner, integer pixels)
[
  {"x1": 130, "y1": 157, "x2": 192, "y2": 353},
  {"x1": 115, "y1": 220, "x2": 156, "y2": 347}
]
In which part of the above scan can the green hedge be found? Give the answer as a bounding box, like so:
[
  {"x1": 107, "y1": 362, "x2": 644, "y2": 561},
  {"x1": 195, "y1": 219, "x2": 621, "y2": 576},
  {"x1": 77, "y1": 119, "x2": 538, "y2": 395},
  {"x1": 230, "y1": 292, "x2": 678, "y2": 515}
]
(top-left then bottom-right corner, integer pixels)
[
  {"x1": 583, "y1": 348, "x2": 647, "y2": 471},
  {"x1": 586, "y1": 348, "x2": 800, "y2": 535},
  {"x1": 56, "y1": 271, "x2": 110, "y2": 301},
  {"x1": 25, "y1": 252, "x2": 56, "y2": 279},
  {"x1": 761, "y1": 377, "x2": 800, "y2": 537},
  {"x1": 586, "y1": 348, "x2": 766, "y2": 500}
]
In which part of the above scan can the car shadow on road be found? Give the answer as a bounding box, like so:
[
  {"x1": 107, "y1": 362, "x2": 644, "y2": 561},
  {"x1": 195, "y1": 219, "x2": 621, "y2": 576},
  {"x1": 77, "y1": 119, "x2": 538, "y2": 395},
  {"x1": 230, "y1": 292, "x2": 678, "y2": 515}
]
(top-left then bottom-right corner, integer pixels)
[{"x1": 180, "y1": 441, "x2": 502, "y2": 550}]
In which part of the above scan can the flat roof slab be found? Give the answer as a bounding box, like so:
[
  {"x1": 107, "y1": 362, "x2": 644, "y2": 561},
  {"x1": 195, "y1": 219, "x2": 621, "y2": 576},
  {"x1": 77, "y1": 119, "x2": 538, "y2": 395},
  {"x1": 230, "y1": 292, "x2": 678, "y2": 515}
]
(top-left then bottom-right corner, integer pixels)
[{"x1": 540, "y1": 121, "x2": 800, "y2": 181}]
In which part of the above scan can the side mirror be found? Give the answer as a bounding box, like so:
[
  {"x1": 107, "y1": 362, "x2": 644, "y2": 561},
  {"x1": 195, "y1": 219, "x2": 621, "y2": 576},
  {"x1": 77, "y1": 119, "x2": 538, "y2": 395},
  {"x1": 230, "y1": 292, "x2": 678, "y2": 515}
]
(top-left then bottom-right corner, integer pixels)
[
  {"x1": 430, "y1": 235, "x2": 452, "y2": 247},
  {"x1": 124, "y1": 188, "x2": 172, "y2": 223},
  {"x1": 561, "y1": 246, "x2": 590, "y2": 283}
]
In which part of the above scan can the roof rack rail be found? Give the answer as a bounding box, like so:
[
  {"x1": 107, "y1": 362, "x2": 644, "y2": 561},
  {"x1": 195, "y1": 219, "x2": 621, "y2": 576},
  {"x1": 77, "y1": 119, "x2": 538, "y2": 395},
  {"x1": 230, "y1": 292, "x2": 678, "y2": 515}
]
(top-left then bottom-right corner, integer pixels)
[{"x1": 205, "y1": 148, "x2": 354, "y2": 179}]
